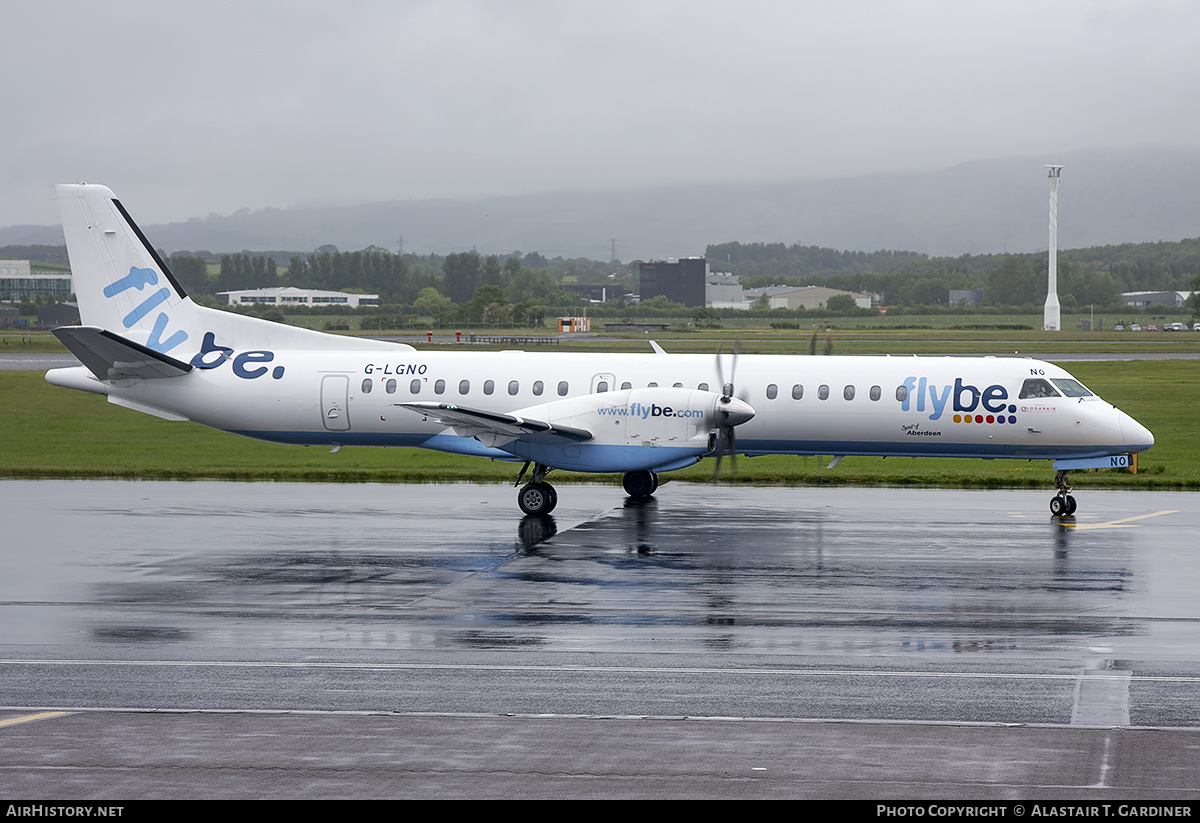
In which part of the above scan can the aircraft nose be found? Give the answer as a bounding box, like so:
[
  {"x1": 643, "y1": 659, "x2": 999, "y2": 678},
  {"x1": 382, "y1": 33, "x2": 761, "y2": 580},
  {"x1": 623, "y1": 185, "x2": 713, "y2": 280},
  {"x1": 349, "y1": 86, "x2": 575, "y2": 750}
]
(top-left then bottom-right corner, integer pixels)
[
  {"x1": 719, "y1": 397, "x2": 755, "y2": 428},
  {"x1": 1118, "y1": 409, "x2": 1154, "y2": 450}
]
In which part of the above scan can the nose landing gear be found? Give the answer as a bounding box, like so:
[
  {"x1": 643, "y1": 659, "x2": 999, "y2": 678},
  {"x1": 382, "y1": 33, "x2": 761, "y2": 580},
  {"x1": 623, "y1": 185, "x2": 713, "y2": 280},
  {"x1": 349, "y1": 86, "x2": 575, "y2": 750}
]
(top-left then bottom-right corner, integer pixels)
[{"x1": 1050, "y1": 469, "x2": 1077, "y2": 516}]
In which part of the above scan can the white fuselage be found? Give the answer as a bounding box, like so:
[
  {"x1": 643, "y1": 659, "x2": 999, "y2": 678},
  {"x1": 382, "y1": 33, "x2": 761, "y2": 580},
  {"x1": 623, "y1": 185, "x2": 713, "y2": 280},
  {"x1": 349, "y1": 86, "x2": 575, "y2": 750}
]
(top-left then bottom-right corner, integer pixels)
[{"x1": 57, "y1": 347, "x2": 1153, "y2": 473}]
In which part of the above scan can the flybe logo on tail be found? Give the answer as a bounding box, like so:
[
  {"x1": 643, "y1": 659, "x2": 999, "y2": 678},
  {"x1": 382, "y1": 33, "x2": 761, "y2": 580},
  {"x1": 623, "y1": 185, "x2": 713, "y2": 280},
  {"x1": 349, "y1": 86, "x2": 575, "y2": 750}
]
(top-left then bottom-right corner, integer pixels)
[
  {"x1": 103, "y1": 266, "x2": 188, "y2": 354},
  {"x1": 900, "y1": 376, "x2": 1017, "y2": 423}
]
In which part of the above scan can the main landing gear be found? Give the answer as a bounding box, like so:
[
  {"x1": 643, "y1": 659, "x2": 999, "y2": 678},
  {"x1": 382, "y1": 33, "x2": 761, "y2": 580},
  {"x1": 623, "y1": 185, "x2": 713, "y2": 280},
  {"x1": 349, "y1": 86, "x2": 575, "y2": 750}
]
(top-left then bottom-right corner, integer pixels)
[
  {"x1": 622, "y1": 469, "x2": 659, "y2": 500},
  {"x1": 1050, "y1": 469, "x2": 1078, "y2": 516},
  {"x1": 514, "y1": 464, "x2": 661, "y2": 514},
  {"x1": 516, "y1": 462, "x2": 558, "y2": 516}
]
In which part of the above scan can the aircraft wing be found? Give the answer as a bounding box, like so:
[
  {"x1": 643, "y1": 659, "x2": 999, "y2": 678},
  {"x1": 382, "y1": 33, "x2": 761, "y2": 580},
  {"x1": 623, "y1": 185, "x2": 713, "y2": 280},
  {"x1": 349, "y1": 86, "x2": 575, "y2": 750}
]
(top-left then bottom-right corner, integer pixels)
[
  {"x1": 53, "y1": 326, "x2": 194, "y2": 381},
  {"x1": 399, "y1": 401, "x2": 593, "y2": 448}
]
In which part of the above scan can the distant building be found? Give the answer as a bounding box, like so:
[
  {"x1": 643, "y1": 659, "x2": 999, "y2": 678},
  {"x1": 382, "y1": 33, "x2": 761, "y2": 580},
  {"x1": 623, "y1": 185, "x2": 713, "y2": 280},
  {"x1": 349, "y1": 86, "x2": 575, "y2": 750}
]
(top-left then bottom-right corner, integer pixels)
[
  {"x1": 0, "y1": 304, "x2": 18, "y2": 328},
  {"x1": 705, "y1": 272, "x2": 744, "y2": 309},
  {"x1": 36, "y1": 302, "x2": 80, "y2": 328},
  {"x1": 950, "y1": 289, "x2": 984, "y2": 307},
  {"x1": 743, "y1": 285, "x2": 872, "y2": 310},
  {"x1": 0, "y1": 260, "x2": 74, "y2": 302},
  {"x1": 562, "y1": 284, "x2": 629, "y2": 303},
  {"x1": 218, "y1": 287, "x2": 379, "y2": 308},
  {"x1": 1121, "y1": 290, "x2": 1193, "y2": 308},
  {"x1": 639, "y1": 258, "x2": 707, "y2": 307}
]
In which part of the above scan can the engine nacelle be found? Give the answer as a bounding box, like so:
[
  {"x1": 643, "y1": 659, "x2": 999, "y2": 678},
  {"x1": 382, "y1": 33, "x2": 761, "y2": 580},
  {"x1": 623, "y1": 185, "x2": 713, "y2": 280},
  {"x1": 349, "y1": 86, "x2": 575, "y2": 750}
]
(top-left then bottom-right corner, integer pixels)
[{"x1": 507, "y1": 387, "x2": 754, "y2": 473}]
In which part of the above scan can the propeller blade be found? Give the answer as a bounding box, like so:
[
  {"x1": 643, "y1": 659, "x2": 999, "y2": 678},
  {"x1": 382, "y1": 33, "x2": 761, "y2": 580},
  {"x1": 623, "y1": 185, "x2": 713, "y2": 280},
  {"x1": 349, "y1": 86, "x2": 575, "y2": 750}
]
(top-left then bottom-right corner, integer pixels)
[
  {"x1": 711, "y1": 340, "x2": 748, "y2": 481},
  {"x1": 728, "y1": 427, "x2": 737, "y2": 475}
]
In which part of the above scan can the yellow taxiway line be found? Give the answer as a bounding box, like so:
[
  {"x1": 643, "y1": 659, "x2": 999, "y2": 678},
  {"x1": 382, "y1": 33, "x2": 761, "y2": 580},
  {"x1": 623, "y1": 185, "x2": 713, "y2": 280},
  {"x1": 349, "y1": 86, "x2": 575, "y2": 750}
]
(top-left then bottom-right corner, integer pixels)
[{"x1": 1059, "y1": 510, "x2": 1178, "y2": 530}]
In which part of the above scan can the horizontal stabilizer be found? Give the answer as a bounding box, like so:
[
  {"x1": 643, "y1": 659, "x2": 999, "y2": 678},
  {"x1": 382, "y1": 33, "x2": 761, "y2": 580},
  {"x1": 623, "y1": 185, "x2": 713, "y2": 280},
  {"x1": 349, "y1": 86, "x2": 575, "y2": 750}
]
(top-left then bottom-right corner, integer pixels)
[
  {"x1": 400, "y1": 401, "x2": 593, "y2": 447},
  {"x1": 53, "y1": 325, "x2": 194, "y2": 381}
]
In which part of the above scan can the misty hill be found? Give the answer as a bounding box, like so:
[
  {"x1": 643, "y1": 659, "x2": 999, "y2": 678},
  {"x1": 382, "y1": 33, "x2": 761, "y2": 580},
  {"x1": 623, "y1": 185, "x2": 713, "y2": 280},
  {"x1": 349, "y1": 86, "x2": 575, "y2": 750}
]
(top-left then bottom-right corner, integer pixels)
[{"x1": 6, "y1": 147, "x2": 1199, "y2": 259}]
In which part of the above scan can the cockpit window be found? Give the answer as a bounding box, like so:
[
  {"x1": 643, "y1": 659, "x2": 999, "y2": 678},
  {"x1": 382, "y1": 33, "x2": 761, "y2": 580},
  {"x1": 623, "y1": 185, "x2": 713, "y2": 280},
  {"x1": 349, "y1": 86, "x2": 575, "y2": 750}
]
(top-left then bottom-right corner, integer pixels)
[
  {"x1": 1050, "y1": 378, "x2": 1093, "y2": 398},
  {"x1": 1019, "y1": 378, "x2": 1060, "y2": 399}
]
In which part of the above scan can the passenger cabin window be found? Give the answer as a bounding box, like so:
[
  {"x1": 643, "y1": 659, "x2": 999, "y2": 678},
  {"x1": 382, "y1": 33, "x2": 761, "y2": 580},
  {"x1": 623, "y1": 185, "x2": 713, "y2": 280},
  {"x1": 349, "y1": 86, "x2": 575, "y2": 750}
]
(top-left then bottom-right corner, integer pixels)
[
  {"x1": 698, "y1": 382, "x2": 709, "y2": 391},
  {"x1": 558, "y1": 381, "x2": 569, "y2": 396},
  {"x1": 386, "y1": 379, "x2": 397, "y2": 394},
  {"x1": 766, "y1": 384, "x2": 778, "y2": 399},
  {"x1": 508, "y1": 380, "x2": 519, "y2": 396},
  {"x1": 410, "y1": 379, "x2": 421, "y2": 394},
  {"x1": 792, "y1": 384, "x2": 803, "y2": 400},
  {"x1": 533, "y1": 380, "x2": 544, "y2": 396},
  {"x1": 621, "y1": 381, "x2": 632, "y2": 390},
  {"x1": 818, "y1": 384, "x2": 830, "y2": 400},
  {"x1": 597, "y1": 381, "x2": 609, "y2": 392},
  {"x1": 648, "y1": 382, "x2": 658, "y2": 388},
  {"x1": 1019, "y1": 378, "x2": 1060, "y2": 399},
  {"x1": 895, "y1": 385, "x2": 908, "y2": 402},
  {"x1": 843, "y1": 385, "x2": 855, "y2": 401},
  {"x1": 459, "y1": 379, "x2": 470, "y2": 395},
  {"x1": 869, "y1": 385, "x2": 881, "y2": 401},
  {"x1": 361, "y1": 378, "x2": 373, "y2": 394},
  {"x1": 483, "y1": 380, "x2": 494, "y2": 395},
  {"x1": 673, "y1": 382, "x2": 683, "y2": 388},
  {"x1": 434, "y1": 379, "x2": 445, "y2": 395}
]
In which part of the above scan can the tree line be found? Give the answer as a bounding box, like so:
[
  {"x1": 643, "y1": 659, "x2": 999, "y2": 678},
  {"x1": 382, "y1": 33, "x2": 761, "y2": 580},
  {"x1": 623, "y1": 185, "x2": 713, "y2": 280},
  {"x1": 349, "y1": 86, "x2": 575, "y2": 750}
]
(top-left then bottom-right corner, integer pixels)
[
  {"x1": 10, "y1": 232, "x2": 1200, "y2": 324},
  {"x1": 707, "y1": 238, "x2": 1200, "y2": 310}
]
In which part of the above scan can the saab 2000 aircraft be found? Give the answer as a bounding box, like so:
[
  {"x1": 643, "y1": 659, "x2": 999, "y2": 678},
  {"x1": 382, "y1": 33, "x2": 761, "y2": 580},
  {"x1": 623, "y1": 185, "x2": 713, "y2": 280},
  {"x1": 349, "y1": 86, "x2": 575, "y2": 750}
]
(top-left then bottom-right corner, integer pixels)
[{"x1": 46, "y1": 184, "x2": 1154, "y2": 516}]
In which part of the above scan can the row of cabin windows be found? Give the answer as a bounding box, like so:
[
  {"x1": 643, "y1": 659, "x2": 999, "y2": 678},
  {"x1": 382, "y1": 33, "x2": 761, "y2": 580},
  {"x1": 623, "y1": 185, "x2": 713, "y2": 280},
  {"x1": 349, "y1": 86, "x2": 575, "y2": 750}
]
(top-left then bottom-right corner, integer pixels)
[
  {"x1": 359, "y1": 378, "x2": 891, "y2": 403},
  {"x1": 360, "y1": 378, "x2": 569, "y2": 396}
]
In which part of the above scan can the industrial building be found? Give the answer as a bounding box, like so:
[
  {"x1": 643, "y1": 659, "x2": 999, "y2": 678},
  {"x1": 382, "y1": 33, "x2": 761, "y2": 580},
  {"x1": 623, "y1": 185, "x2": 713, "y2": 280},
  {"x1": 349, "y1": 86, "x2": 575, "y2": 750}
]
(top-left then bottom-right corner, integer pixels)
[
  {"x1": 1121, "y1": 290, "x2": 1194, "y2": 308},
  {"x1": 742, "y1": 285, "x2": 872, "y2": 310},
  {"x1": 0, "y1": 260, "x2": 74, "y2": 302},
  {"x1": 638, "y1": 258, "x2": 707, "y2": 307},
  {"x1": 218, "y1": 287, "x2": 379, "y2": 308}
]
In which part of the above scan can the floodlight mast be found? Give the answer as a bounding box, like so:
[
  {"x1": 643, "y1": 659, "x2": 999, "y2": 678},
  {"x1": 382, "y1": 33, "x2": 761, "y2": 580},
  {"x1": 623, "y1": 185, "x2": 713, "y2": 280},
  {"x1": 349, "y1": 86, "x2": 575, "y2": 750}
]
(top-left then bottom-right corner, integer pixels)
[{"x1": 1044, "y1": 165, "x2": 1063, "y2": 331}]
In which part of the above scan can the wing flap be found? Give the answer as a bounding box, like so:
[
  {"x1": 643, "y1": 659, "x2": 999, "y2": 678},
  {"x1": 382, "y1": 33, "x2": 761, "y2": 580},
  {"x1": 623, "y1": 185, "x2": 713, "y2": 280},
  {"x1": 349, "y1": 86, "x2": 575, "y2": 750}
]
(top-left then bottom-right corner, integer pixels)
[
  {"x1": 53, "y1": 325, "x2": 194, "y2": 381},
  {"x1": 399, "y1": 402, "x2": 593, "y2": 446}
]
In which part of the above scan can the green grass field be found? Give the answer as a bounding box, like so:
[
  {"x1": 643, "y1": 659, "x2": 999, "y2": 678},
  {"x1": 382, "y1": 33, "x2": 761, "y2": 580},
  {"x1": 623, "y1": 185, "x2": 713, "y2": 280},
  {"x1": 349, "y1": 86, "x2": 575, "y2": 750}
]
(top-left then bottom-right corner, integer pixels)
[{"x1": 2, "y1": 359, "x2": 1195, "y2": 490}]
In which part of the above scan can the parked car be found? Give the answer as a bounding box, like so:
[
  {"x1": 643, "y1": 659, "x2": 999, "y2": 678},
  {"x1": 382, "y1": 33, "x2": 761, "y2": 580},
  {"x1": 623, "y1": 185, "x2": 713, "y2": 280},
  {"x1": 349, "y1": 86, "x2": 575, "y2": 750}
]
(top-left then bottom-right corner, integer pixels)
[
  {"x1": 1163, "y1": 322, "x2": 1187, "y2": 331},
  {"x1": 1146, "y1": 325, "x2": 1159, "y2": 332},
  {"x1": 1130, "y1": 324, "x2": 1142, "y2": 331},
  {"x1": 1113, "y1": 324, "x2": 1125, "y2": 331}
]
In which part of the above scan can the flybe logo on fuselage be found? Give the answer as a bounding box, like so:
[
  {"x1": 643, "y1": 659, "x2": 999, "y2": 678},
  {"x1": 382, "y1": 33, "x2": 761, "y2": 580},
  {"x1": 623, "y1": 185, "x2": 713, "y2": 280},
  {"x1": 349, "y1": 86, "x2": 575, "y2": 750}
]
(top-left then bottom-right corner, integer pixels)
[
  {"x1": 190, "y1": 331, "x2": 284, "y2": 380},
  {"x1": 899, "y1": 376, "x2": 1017, "y2": 423},
  {"x1": 103, "y1": 266, "x2": 188, "y2": 354}
]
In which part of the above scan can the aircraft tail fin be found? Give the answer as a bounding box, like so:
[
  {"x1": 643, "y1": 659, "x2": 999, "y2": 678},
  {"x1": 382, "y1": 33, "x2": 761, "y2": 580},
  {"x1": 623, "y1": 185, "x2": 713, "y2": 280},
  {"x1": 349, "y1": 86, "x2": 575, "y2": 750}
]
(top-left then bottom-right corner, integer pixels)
[
  {"x1": 57, "y1": 184, "x2": 196, "y2": 356},
  {"x1": 56, "y1": 183, "x2": 410, "y2": 356}
]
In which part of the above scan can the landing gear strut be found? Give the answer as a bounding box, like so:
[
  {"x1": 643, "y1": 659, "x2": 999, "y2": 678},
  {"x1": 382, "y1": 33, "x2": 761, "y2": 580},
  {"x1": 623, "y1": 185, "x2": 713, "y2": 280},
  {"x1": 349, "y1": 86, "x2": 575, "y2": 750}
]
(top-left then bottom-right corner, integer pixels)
[
  {"x1": 516, "y1": 462, "x2": 557, "y2": 516},
  {"x1": 622, "y1": 469, "x2": 659, "y2": 500},
  {"x1": 1050, "y1": 469, "x2": 1077, "y2": 516}
]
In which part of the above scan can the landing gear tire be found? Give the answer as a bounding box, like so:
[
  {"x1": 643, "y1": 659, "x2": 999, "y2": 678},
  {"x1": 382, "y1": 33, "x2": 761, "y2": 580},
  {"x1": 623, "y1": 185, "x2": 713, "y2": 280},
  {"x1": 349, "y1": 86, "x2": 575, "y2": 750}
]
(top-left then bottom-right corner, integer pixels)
[
  {"x1": 518, "y1": 481, "x2": 557, "y2": 516},
  {"x1": 622, "y1": 470, "x2": 659, "y2": 499},
  {"x1": 1050, "y1": 469, "x2": 1077, "y2": 517},
  {"x1": 1050, "y1": 494, "x2": 1077, "y2": 517}
]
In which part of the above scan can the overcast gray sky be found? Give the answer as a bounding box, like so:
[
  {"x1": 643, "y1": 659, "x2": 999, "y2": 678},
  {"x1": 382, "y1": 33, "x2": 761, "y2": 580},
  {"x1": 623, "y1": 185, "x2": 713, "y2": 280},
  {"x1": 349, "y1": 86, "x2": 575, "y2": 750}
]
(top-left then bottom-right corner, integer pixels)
[{"x1": 4, "y1": 0, "x2": 1198, "y2": 229}]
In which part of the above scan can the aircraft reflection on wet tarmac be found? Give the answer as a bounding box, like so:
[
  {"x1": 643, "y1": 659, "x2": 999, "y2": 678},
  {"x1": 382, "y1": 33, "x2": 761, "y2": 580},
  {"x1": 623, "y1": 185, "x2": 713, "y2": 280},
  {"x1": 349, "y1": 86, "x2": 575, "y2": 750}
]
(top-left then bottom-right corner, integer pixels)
[{"x1": 0, "y1": 480, "x2": 1191, "y2": 664}]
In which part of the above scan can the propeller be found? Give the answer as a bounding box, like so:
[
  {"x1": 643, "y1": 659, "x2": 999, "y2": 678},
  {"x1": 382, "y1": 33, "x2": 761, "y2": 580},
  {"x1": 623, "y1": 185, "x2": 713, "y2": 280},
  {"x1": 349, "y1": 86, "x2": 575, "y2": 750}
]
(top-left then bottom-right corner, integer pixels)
[{"x1": 712, "y1": 342, "x2": 755, "y2": 479}]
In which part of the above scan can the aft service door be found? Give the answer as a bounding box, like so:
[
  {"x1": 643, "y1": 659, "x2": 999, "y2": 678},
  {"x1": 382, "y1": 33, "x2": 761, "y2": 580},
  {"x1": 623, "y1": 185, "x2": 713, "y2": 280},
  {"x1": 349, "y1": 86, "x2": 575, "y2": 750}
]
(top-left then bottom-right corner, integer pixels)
[
  {"x1": 321, "y1": 375, "x2": 351, "y2": 431},
  {"x1": 591, "y1": 372, "x2": 616, "y2": 393}
]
